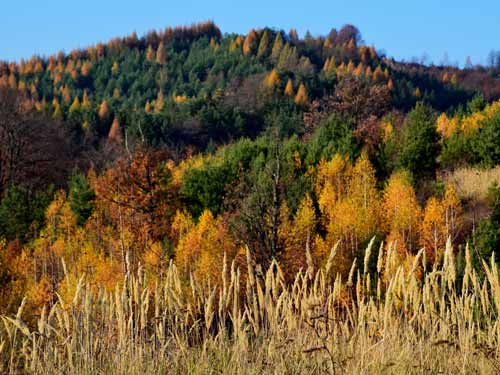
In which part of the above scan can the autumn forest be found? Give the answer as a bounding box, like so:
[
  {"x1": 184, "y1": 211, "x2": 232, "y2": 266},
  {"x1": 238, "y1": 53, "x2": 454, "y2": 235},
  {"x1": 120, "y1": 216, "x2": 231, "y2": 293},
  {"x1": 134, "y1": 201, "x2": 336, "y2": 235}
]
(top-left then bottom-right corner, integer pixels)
[{"x1": 2, "y1": 21, "x2": 500, "y2": 374}]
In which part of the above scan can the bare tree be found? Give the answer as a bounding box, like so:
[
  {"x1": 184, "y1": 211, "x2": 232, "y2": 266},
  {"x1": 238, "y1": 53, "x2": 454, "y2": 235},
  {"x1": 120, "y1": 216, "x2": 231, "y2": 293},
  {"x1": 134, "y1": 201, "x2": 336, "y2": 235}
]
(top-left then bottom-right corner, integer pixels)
[
  {"x1": 0, "y1": 87, "x2": 76, "y2": 197},
  {"x1": 304, "y1": 77, "x2": 391, "y2": 130}
]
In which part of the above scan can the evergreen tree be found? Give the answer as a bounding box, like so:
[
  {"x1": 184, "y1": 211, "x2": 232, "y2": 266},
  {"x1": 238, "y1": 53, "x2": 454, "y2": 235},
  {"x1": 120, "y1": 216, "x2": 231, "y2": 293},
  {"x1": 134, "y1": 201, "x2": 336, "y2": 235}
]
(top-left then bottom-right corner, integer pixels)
[
  {"x1": 270, "y1": 33, "x2": 284, "y2": 62},
  {"x1": 68, "y1": 172, "x2": 96, "y2": 226},
  {"x1": 474, "y1": 110, "x2": 500, "y2": 167},
  {"x1": 474, "y1": 183, "x2": 500, "y2": 264},
  {"x1": 257, "y1": 30, "x2": 270, "y2": 58},
  {"x1": 0, "y1": 186, "x2": 53, "y2": 242},
  {"x1": 397, "y1": 102, "x2": 440, "y2": 181}
]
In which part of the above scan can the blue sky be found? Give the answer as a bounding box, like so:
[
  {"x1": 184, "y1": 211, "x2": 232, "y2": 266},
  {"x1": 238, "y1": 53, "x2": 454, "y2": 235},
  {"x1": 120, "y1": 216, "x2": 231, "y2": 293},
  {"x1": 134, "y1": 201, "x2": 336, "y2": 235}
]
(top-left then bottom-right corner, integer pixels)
[{"x1": 2, "y1": 0, "x2": 498, "y2": 66}]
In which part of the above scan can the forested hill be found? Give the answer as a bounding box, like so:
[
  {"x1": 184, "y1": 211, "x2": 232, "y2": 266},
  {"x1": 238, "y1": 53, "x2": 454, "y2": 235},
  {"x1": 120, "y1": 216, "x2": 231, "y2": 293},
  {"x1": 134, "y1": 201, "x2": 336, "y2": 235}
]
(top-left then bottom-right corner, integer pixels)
[
  {"x1": 3, "y1": 21, "x2": 500, "y2": 317},
  {"x1": 1, "y1": 21, "x2": 499, "y2": 150},
  {"x1": 6, "y1": 21, "x2": 500, "y2": 374}
]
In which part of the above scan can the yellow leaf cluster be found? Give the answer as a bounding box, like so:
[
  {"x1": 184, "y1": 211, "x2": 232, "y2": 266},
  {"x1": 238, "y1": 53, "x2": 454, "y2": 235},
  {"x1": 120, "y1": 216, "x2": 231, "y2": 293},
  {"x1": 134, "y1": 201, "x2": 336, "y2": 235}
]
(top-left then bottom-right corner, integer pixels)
[{"x1": 175, "y1": 210, "x2": 237, "y2": 283}]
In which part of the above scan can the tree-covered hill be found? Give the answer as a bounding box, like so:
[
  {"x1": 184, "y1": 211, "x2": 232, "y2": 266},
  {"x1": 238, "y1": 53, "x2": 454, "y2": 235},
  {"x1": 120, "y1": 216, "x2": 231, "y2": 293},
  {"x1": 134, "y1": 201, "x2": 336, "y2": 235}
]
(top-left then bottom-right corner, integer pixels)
[
  {"x1": 2, "y1": 21, "x2": 500, "y2": 322},
  {"x1": 1, "y1": 21, "x2": 499, "y2": 150}
]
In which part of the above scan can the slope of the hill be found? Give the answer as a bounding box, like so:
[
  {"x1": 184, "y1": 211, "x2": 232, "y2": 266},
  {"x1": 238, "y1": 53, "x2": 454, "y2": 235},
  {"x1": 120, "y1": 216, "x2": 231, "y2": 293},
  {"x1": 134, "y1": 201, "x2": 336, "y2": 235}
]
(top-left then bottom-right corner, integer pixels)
[
  {"x1": 1, "y1": 21, "x2": 499, "y2": 150},
  {"x1": 3, "y1": 21, "x2": 500, "y2": 329}
]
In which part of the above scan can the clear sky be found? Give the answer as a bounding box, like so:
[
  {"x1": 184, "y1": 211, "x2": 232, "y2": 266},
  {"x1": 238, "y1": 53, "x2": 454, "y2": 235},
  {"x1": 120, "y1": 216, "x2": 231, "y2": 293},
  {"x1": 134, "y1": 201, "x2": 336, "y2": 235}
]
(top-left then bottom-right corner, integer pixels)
[{"x1": 2, "y1": 0, "x2": 498, "y2": 66}]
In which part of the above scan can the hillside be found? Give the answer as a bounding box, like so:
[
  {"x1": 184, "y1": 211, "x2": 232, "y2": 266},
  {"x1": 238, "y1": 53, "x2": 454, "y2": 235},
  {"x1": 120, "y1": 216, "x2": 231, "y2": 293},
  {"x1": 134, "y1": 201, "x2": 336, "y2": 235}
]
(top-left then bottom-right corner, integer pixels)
[
  {"x1": 2, "y1": 21, "x2": 500, "y2": 374},
  {"x1": 1, "y1": 21, "x2": 499, "y2": 150}
]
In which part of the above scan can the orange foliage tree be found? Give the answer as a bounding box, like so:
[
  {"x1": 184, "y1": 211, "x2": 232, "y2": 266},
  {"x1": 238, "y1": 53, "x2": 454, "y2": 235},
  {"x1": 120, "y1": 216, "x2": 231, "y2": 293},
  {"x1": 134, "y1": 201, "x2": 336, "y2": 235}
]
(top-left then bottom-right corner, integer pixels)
[
  {"x1": 243, "y1": 30, "x2": 258, "y2": 56},
  {"x1": 420, "y1": 185, "x2": 462, "y2": 264},
  {"x1": 382, "y1": 171, "x2": 421, "y2": 255},
  {"x1": 314, "y1": 154, "x2": 380, "y2": 276},
  {"x1": 279, "y1": 195, "x2": 316, "y2": 279},
  {"x1": 420, "y1": 197, "x2": 446, "y2": 263},
  {"x1": 174, "y1": 210, "x2": 238, "y2": 283},
  {"x1": 91, "y1": 148, "x2": 178, "y2": 272},
  {"x1": 294, "y1": 83, "x2": 309, "y2": 107}
]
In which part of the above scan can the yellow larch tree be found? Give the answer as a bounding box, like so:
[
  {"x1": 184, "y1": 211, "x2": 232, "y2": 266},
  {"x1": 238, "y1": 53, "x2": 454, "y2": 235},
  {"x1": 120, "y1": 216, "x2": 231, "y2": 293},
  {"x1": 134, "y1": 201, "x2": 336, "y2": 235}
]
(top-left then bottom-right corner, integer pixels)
[
  {"x1": 65, "y1": 59, "x2": 75, "y2": 75},
  {"x1": 173, "y1": 93, "x2": 188, "y2": 104},
  {"x1": 346, "y1": 60, "x2": 355, "y2": 74},
  {"x1": 323, "y1": 38, "x2": 333, "y2": 52},
  {"x1": 111, "y1": 61, "x2": 119, "y2": 75},
  {"x1": 461, "y1": 111, "x2": 486, "y2": 135},
  {"x1": 325, "y1": 58, "x2": 336, "y2": 75},
  {"x1": 381, "y1": 119, "x2": 394, "y2": 143},
  {"x1": 209, "y1": 37, "x2": 219, "y2": 49},
  {"x1": 280, "y1": 195, "x2": 316, "y2": 279},
  {"x1": 171, "y1": 210, "x2": 194, "y2": 244},
  {"x1": 294, "y1": 83, "x2": 309, "y2": 106},
  {"x1": 98, "y1": 100, "x2": 110, "y2": 120},
  {"x1": 387, "y1": 79, "x2": 394, "y2": 91},
  {"x1": 284, "y1": 78, "x2": 294, "y2": 97},
  {"x1": 314, "y1": 154, "x2": 379, "y2": 276},
  {"x1": 365, "y1": 66, "x2": 373, "y2": 80},
  {"x1": 146, "y1": 45, "x2": 155, "y2": 61},
  {"x1": 382, "y1": 171, "x2": 422, "y2": 255},
  {"x1": 436, "y1": 113, "x2": 459, "y2": 139},
  {"x1": 442, "y1": 72, "x2": 450, "y2": 83},
  {"x1": 8, "y1": 74, "x2": 17, "y2": 89},
  {"x1": 107, "y1": 117, "x2": 122, "y2": 143},
  {"x1": 270, "y1": 33, "x2": 284, "y2": 62},
  {"x1": 354, "y1": 63, "x2": 364, "y2": 78},
  {"x1": 263, "y1": 69, "x2": 280, "y2": 90},
  {"x1": 154, "y1": 91, "x2": 165, "y2": 113},
  {"x1": 229, "y1": 36, "x2": 244, "y2": 52},
  {"x1": 61, "y1": 85, "x2": 71, "y2": 104},
  {"x1": 69, "y1": 96, "x2": 80, "y2": 114},
  {"x1": 82, "y1": 90, "x2": 90, "y2": 110},
  {"x1": 175, "y1": 210, "x2": 237, "y2": 283},
  {"x1": 373, "y1": 66, "x2": 384, "y2": 82},
  {"x1": 257, "y1": 30, "x2": 270, "y2": 58},
  {"x1": 52, "y1": 99, "x2": 62, "y2": 119},
  {"x1": 81, "y1": 61, "x2": 92, "y2": 77},
  {"x1": 420, "y1": 197, "x2": 446, "y2": 263},
  {"x1": 156, "y1": 42, "x2": 167, "y2": 65},
  {"x1": 243, "y1": 29, "x2": 258, "y2": 56},
  {"x1": 322, "y1": 57, "x2": 331, "y2": 72},
  {"x1": 315, "y1": 154, "x2": 351, "y2": 205},
  {"x1": 348, "y1": 153, "x2": 381, "y2": 239},
  {"x1": 443, "y1": 184, "x2": 462, "y2": 242},
  {"x1": 384, "y1": 68, "x2": 390, "y2": 79}
]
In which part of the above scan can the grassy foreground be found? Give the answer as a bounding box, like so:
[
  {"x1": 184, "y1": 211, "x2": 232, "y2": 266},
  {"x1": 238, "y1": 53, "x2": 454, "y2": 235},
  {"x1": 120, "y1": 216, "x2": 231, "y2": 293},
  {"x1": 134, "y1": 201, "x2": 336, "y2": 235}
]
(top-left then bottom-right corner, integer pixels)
[{"x1": 1, "y1": 240, "x2": 500, "y2": 374}]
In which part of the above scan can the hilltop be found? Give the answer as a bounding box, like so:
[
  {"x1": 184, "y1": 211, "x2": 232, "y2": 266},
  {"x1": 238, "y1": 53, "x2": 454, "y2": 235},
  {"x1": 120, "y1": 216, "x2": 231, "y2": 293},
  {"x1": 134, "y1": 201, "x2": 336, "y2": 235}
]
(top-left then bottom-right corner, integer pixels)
[{"x1": 1, "y1": 21, "x2": 499, "y2": 151}]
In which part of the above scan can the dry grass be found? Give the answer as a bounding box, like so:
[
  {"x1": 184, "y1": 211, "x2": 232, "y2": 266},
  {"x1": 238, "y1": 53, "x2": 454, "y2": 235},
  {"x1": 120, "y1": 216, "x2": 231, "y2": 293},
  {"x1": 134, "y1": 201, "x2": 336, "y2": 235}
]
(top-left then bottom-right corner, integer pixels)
[
  {"x1": 1, "y1": 241, "x2": 500, "y2": 374},
  {"x1": 444, "y1": 166, "x2": 500, "y2": 201}
]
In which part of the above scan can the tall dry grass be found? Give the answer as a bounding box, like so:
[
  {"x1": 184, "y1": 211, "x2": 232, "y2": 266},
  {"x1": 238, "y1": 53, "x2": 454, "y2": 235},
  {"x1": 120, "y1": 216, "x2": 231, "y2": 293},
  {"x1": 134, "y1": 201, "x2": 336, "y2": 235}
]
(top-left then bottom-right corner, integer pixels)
[
  {"x1": 445, "y1": 166, "x2": 500, "y2": 201},
  {"x1": 1, "y1": 240, "x2": 500, "y2": 374}
]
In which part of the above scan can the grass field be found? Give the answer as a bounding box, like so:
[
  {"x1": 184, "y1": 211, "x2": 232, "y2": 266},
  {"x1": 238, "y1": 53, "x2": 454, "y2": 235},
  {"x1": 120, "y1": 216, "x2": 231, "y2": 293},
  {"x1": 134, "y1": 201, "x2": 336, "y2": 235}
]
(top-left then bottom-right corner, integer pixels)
[{"x1": 2, "y1": 240, "x2": 500, "y2": 374}]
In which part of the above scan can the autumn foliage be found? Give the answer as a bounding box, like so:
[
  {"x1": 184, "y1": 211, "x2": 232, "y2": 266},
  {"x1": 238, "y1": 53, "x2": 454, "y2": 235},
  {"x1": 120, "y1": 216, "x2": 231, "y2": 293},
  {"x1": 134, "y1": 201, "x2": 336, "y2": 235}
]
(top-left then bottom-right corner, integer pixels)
[{"x1": 1, "y1": 21, "x2": 500, "y2": 332}]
